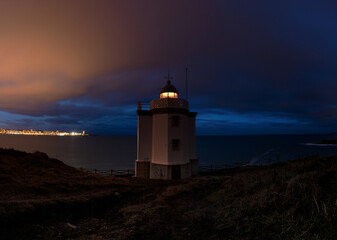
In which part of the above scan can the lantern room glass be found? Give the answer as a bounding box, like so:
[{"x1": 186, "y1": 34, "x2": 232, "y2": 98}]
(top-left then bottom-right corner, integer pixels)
[{"x1": 160, "y1": 92, "x2": 178, "y2": 99}]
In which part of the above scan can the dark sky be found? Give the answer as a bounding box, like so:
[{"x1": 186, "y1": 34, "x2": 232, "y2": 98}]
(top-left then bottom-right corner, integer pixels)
[{"x1": 0, "y1": 0, "x2": 337, "y2": 135}]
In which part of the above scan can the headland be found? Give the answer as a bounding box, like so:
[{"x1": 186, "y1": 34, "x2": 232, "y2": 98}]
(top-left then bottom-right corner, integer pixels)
[{"x1": 1, "y1": 148, "x2": 337, "y2": 239}]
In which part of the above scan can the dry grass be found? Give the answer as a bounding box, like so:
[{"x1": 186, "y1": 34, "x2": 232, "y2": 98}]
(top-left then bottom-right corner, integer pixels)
[
  {"x1": 118, "y1": 156, "x2": 337, "y2": 240},
  {"x1": 0, "y1": 148, "x2": 148, "y2": 201},
  {"x1": 1, "y1": 148, "x2": 337, "y2": 239}
]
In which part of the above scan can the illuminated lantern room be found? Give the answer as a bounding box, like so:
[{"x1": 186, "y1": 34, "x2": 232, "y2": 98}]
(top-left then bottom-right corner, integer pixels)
[{"x1": 160, "y1": 80, "x2": 178, "y2": 99}]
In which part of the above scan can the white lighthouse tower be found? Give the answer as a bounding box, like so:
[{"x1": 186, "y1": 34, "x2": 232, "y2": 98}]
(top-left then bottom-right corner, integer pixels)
[{"x1": 135, "y1": 76, "x2": 198, "y2": 179}]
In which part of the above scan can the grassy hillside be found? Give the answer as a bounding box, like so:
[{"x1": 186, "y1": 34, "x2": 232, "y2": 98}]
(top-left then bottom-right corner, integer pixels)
[
  {"x1": 1, "y1": 148, "x2": 337, "y2": 239},
  {"x1": 119, "y1": 156, "x2": 337, "y2": 239}
]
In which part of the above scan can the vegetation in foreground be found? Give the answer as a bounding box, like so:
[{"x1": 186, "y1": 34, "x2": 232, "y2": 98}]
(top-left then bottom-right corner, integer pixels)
[{"x1": 1, "y1": 148, "x2": 337, "y2": 239}]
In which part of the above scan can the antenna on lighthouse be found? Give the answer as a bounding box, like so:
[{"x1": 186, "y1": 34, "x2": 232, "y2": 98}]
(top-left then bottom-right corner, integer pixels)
[
  {"x1": 166, "y1": 69, "x2": 172, "y2": 83},
  {"x1": 185, "y1": 67, "x2": 188, "y2": 100}
]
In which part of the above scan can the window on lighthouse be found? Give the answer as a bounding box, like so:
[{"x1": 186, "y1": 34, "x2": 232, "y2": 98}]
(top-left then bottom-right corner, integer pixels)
[
  {"x1": 172, "y1": 139, "x2": 180, "y2": 151},
  {"x1": 172, "y1": 116, "x2": 180, "y2": 127},
  {"x1": 160, "y1": 92, "x2": 178, "y2": 99}
]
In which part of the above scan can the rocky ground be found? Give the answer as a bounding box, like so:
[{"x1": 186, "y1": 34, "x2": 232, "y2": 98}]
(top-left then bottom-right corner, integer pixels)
[{"x1": 1, "y1": 148, "x2": 337, "y2": 239}]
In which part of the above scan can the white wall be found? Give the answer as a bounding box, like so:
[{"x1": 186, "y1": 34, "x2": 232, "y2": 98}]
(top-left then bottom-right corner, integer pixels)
[
  {"x1": 137, "y1": 115, "x2": 152, "y2": 161},
  {"x1": 152, "y1": 112, "x2": 196, "y2": 166},
  {"x1": 168, "y1": 113, "x2": 190, "y2": 165},
  {"x1": 188, "y1": 115, "x2": 197, "y2": 160},
  {"x1": 151, "y1": 114, "x2": 169, "y2": 164}
]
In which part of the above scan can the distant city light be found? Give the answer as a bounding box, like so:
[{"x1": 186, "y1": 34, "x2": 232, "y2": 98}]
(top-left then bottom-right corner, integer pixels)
[{"x1": 0, "y1": 129, "x2": 87, "y2": 136}]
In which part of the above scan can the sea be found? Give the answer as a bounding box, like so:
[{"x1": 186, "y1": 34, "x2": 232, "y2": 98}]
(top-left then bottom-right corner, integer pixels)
[{"x1": 1, "y1": 133, "x2": 337, "y2": 170}]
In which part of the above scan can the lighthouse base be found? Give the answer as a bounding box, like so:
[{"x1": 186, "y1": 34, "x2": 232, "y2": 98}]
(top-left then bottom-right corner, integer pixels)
[
  {"x1": 149, "y1": 160, "x2": 198, "y2": 180},
  {"x1": 135, "y1": 160, "x2": 150, "y2": 178},
  {"x1": 136, "y1": 159, "x2": 198, "y2": 180}
]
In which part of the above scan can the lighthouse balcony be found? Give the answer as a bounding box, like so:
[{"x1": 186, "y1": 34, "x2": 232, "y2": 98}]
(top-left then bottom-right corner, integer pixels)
[{"x1": 150, "y1": 98, "x2": 189, "y2": 110}]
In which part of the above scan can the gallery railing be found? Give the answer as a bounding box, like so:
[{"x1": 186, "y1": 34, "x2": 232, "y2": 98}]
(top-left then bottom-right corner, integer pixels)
[{"x1": 150, "y1": 98, "x2": 189, "y2": 110}]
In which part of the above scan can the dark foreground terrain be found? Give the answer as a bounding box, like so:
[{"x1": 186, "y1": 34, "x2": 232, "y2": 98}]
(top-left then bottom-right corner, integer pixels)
[{"x1": 1, "y1": 148, "x2": 337, "y2": 239}]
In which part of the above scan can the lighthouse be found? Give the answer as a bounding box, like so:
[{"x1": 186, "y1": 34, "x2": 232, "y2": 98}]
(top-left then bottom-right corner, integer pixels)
[{"x1": 135, "y1": 76, "x2": 198, "y2": 179}]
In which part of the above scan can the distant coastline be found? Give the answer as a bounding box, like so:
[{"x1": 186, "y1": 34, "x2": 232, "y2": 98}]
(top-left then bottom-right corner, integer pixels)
[{"x1": 0, "y1": 128, "x2": 88, "y2": 137}]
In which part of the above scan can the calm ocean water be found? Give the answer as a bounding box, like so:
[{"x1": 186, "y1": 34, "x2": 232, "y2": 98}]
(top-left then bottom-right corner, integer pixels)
[{"x1": 1, "y1": 134, "x2": 337, "y2": 170}]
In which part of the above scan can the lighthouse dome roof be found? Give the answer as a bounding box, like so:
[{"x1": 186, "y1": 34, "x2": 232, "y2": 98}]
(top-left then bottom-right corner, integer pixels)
[{"x1": 160, "y1": 80, "x2": 179, "y2": 94}]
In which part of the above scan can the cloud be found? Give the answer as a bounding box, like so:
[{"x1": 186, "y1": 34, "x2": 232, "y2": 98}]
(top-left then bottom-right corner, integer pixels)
[
  {"x1": 0, "y1": 0, "x2": 337, "y2": 134},
  {"x1": 0, "y1": 0, "x2": 218, "y2": 110}
]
